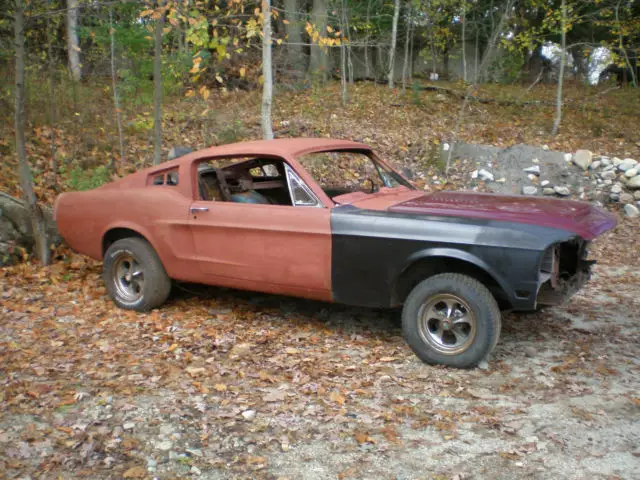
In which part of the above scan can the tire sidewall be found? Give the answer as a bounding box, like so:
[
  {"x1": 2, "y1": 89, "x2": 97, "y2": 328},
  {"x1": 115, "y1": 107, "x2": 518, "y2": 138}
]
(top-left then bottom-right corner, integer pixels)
[{"x1": 402, "y1": 275, "x2": 498, "y2": 368}]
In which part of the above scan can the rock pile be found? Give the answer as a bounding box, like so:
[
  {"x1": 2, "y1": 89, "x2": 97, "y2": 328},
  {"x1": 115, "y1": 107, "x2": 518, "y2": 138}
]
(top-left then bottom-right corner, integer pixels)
[{"x1": 456, "y1": 143, "x2": 640, "y2": 218}]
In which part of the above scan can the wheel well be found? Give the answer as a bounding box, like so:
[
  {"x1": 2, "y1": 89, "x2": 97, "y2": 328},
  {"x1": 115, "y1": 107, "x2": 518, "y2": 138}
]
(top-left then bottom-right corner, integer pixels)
[
  {"x1": 102, "y1": 228, "x2": 147, "y2": 257},
  {"x1": 392, "y1": 257, "x2": 511, "y2": 309}
]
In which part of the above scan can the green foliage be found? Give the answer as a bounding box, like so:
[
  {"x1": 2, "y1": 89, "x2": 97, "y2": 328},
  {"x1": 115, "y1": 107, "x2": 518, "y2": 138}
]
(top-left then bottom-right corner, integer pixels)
[
  {"x1": 63, "y1": 165, "x2": 111, "y2": 191},
  {"x1": 490, "y1": 49, "x2": 526, "y2": 84}
]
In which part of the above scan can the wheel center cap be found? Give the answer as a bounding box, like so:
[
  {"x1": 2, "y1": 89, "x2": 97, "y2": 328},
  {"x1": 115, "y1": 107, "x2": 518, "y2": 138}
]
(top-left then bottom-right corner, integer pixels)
[
  {"x1": 125, "y1": 274, "x2": 132, "y2": 282},
  {"x1": 442, "y1": 320, "x2": 451, "y2": 330}
]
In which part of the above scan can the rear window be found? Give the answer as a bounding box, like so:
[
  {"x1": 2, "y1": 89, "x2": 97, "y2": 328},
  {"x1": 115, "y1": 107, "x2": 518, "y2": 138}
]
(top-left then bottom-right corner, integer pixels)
[{"x1": 149, "y1": 170, "x2": 179, "y2": 186}]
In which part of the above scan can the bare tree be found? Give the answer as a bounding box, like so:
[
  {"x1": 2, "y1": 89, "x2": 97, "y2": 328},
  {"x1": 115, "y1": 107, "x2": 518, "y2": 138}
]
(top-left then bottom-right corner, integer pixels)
[
  {"x1": 309, "y1": 0, "x2": 328, "y2": 82},
  {"x1": 46, "y1": 0, "x2": 57, "y2": 188},
  {"x1": 153, "y1": 2, "x2": 165, "y2": 165},
  {"x1": 364, "y1": 0, "x2": 373, "y2": 79},
  {"x1": 552, "y1": 0, "x2": 566, "y2": 136},
  {"x1": 66, "y1": 0, "x2": 82, "y2": 81},
  {"x1": 15, "y1": 0, "x2": 51, "y2": 265},
  {"x1": 110, "y1": 7, "x2": 125, "y2": 166},
  {"x1": 388, "y1": 0, "x2": 401, "y2": 88},
  {"x1": 262, "y1": 0, "x2": 274, "y2": 139}
]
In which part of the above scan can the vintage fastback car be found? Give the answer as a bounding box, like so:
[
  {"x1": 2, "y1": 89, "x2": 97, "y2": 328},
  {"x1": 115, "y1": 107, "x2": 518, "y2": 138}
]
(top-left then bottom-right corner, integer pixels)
[{"x1": 55, "y1": 138, "x2": 617, "y2": 368}]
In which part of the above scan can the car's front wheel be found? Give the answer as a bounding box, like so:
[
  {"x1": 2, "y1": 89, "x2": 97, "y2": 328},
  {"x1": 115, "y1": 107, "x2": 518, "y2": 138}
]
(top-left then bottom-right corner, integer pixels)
[
  {"x1": 103, "y1": 237, "x2": 171, "y2": 312},
  {"x1": 402, "y1": 273, "x2": 501, "y2": 368}
]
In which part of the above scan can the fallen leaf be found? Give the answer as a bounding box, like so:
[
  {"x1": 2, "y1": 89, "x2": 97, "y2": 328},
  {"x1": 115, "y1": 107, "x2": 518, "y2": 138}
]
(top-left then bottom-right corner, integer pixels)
[{"x1": 122, "y1": 466, "x2": 146, "y2": 478}]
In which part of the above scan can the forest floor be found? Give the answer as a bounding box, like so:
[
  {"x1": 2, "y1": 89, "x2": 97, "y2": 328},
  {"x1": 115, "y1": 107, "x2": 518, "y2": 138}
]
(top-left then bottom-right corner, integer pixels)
[{"x1": 1, "y1": 81, "x2": 640, "y2": 479}]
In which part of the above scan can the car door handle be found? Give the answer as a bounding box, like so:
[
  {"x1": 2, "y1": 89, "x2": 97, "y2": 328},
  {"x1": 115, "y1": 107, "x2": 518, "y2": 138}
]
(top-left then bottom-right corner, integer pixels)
[{"x1": 190, "y1": 206, "x2": 209, "y2": 213}]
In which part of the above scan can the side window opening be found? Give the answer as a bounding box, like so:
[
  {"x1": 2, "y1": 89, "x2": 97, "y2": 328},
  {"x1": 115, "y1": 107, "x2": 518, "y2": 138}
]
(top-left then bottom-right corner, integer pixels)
[
  {"x1": 166, "y1": 171, "x2": 179, "y2": 185},
  {"x1": 196, "y1": 157, "x2": 292, "y2": 206},
  {"x1": 152, "y1": 174, "x2": 164, "y2": 185}
]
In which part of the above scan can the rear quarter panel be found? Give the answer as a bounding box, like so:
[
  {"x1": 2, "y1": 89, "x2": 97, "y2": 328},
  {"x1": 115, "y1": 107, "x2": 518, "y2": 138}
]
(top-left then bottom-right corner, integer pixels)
[{"x1": 55, "y1": 185, "x2": 193, "y2": 278}]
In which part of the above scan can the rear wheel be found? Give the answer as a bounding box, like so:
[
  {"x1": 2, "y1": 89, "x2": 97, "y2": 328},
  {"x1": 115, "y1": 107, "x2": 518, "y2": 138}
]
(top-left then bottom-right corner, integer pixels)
[
  {"x1": 103, "y1": 237, "x2": 171, "y2": 311},
  {"x1": 402, "y1": 273, "x2": 501, "y2": 368}
]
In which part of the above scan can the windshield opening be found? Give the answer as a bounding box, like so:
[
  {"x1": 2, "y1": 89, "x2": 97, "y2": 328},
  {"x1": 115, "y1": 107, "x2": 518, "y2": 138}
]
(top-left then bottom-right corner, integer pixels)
[{"x1": 297, "y1": 150, "x2": 413, "y2": 201}]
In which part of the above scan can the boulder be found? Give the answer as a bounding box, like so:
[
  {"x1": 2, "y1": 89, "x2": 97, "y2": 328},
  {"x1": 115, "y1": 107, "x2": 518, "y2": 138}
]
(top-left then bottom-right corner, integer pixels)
[
  {"x1": 624, "y1": 168, "x2": 638, "y2": 178},
  {"x1": 0, "y1": 192, "x2": 59, "y2": 265},
  {"x1": 619, "y1": 193, "x2": 634, "y2": 204},
  {"x1": 627, "y1": 175, "x2": 640, "y2": 189},
  {"x1": 623, "y1": 204, "x2": 639, "y2": 217},
  {"x1": 618, "y1": 158, "x2": 638, "y2": 172},
  {"x1": 553, "y1": 186, "x2": 571, "y2": 196},
  {"x1": 522, "y1": 186, "x2": 538, "y2": 195},
  {"x1": 573, "y1": 150, "x2": 592, "y2": 170}
]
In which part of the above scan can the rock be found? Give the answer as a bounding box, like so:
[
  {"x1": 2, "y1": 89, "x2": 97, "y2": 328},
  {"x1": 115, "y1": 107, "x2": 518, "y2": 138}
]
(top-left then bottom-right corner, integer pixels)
[
  {"x1": 624, "y1": 168, "x2": 638, "y2": 178},
  {"x1": 191, "y1": 466, "x2": 202, "y2": 476},
  {"x1": 543, "y1": 188, "x2": 555, "y2": 195},
  {"x1": 564, "y1": 153, "x2": 573, "y2": 162},
  {"x1": 496, "y1": 177, "x2": 506, "y2": 183},
  {"x1": 600, "y1": 170, "x2": 617, "y2": 180},
  {"x1": 532, "y1": 158, "x2": 540, "y2": 164},
  {"x1": 147, "y1": 458, "x2": 158, "y2": 468},
  {"x1": 527, "y1": 174, "x2": 538, "y2": 182},
  {"x1": 542, "y1": 144, "x2": 550, "y2": 151},
  {"x1": 123, "y1": 422, "x2": 135, "y2": 431},
  {"x1": 619, "y1": 193, "x2": 634, "y2": 204},
  {"x1": 628, "y1": 175, "x2": 640, "y2": 189},
  {"x1": 590, "y1": 161, "x2": 601, "y2": 170},
  {"x1": 186, "y1": 448, "x2": 203, "y2": 457},
  {"x1": 554, "y1": 186, "x2": 571, "y2": 196},
  {"x1": 478, "y1": 169, "x2": 494, "y2": 182},
  {"x1": 522, "y1": 186, "x2": 538, "y2": 195},
  {"x1": 611, "y1": 184, "x2": 623, "y2": 194},
  {"x1": 600, "y1": 156, "x2": 611, "y2": 166},
  {"x1": 478, "y1": 360, "x2": 489, "y2": 370},
  {"x1": 524, "y1": 165, "x2": 541, "y2": 175},
  {"x1": 623, "y1": 204, "x2": 639, "y2": 217},
  {"x1": 524, "y1": 346, "x2": 537, "y2": 358},
  {"x1": 634, "y1": 190, "x2": 640, "y2": 200},
  {"x1": 612, "y1": 157, "x2": 622, "y2": 165},
  {"x1": 156, "y1": 440, "x2": 173, "y2": 451},
  {"x1": 471, "y1": 170, "x2": 478, "y2": 179},
  {"x1": 618, "y1": 158, "x2": 638, "y2": 171},
  {"x1": 573, "y1": 150, "x2": 593, "y2": 170},
  {"x1": 541, "y1": 180, "x2": 550, "y2": 187},
  {"x1": 604, "y1": 179, "x2": 613, "y2": 186},
  {"x1": 610, "y1": 193, "x2": 620, "y2": 201},
  {"x1": 241, "y1": 410, "x2": 257, "y2": 421}
]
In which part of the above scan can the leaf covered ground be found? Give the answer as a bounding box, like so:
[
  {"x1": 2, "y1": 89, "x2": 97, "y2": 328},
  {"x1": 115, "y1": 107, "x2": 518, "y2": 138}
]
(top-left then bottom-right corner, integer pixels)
[
  {"x1": 1, "y1": 218, "x2": 639, "y2": 479},
  {"x1": 1, "y1": 82, "x2": 640, "y2": 479}
]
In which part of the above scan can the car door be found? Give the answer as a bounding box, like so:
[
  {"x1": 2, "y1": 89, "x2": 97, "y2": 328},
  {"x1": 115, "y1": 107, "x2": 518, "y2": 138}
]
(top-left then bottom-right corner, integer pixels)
[{"x1": 188, "y1": 165, "x2": 332, "y2": 301}]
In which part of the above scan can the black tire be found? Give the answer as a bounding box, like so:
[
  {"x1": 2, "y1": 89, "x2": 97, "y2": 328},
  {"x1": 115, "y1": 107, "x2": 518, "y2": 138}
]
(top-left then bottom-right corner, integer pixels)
[
  {"x1": 402, "y1": 273, "x2": 501, "y2": 368},
  {"x1": 103, "y1": 237, "x2": 171, "y2": 312}
]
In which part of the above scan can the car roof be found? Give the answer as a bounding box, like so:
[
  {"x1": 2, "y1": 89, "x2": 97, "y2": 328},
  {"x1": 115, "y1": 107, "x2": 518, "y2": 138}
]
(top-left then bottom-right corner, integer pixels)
[{"x1": 149, "y1": 138, "x2": 371, "y2": 170}]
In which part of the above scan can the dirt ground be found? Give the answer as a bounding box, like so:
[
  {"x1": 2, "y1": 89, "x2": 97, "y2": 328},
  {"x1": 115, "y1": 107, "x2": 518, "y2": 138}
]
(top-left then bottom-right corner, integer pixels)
[{"x1": 1, "y1": 219, "x2": 639, "y2": 480}]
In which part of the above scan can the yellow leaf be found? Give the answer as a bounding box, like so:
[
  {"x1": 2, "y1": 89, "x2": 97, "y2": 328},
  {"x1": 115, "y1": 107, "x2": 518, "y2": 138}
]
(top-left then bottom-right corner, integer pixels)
[
  {"x1": 214, "y1": 384, "x2": 227, "y2": 392},
  {"x1": 215, "y1": 75, "x2": 223, "y2": 84},
  {"x1": 140, "y1": 9, "x2": 153, "y2": 17},
  {"x1": 239, "y1": 67, "x2": 246, "y2": 78},
  {"x1": 168, "y1": 343, "x2": 178, "y2": 352},
  {"x1": 326, "y1": 25, "x2": 334, "y2": 33},
  {"x1": 123, "y1": 466, "x2": 146, "y2": 478}
]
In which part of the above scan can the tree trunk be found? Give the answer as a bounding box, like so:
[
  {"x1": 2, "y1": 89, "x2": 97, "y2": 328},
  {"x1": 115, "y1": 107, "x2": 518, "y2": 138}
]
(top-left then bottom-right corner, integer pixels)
[
  {"x1": 340, "y1": 0, "x2": 348, "y2": 104},
  {"x1": 14, "y1": 0, "x2": 51, "y2": 265},
  {"x1": 364, "y1": 0, "x2": 373, "y2": 79},
  {"x1": 616, "y1": 0, "x2": 638, "y2": 88},
  {"x1": 262, "y1": 0, "x2": 274, "y2": 139},
  {"x1": 284, "y1": 0, "x2": 304, "y2": 76},
  {"x1": 461, "y1": 6, "x2": 467, "y2": 82},
  {"x1": 344, "y1": 2, "x2": 353, "y2": 85},
  {"x1": 402, "y1": 3, "x2": 411, "y2": 90},
  {"x1": 474, "y1": 26, "x2": 479, "y2": 82},
  {"x1": 552, "y1": 0, "x2": 566, "y2": 136},
  {"x1": 308, "y1": 0, "x2": 328, "y2": 83},
  {"x1": 65, "y1": 0, "x2": 81, "y2": 81},
  {"x1": 153, "y1": 3, "x2": 165, "y2": 165},
  {"x1": 46, "y1": 0, "x2": 57, "y2": 189},
  {"x1": 110, "y1": 8, "x2": 126, "y2": 166},
  {"x1": 388, "y1": 0, "x2": 400, "y2": 88}
]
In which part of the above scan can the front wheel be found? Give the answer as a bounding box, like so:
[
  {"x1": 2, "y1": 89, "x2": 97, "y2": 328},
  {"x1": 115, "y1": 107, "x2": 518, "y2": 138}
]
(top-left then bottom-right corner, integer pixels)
[
  {"x1": 103, "y1": 237, "x2": 171, "y2": 312},
  {"x1": 402, "y1": 273, "x2": 501, "y2": 368}
]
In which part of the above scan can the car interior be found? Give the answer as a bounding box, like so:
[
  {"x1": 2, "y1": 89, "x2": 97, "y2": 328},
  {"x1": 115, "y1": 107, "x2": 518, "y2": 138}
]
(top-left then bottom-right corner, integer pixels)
[{"x1": 197, "y1": 157, "x2": 294, "y2": 206}]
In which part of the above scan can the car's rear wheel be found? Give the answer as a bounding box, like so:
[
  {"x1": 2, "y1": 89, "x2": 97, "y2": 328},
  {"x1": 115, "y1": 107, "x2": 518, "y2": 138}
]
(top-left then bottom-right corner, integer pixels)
[
  {"x1": 402, "y1": 273, "x2": 501, "y2": 368},
  {"x1": 103, "y1": 237, "x2": 171, "y2": 312}
]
